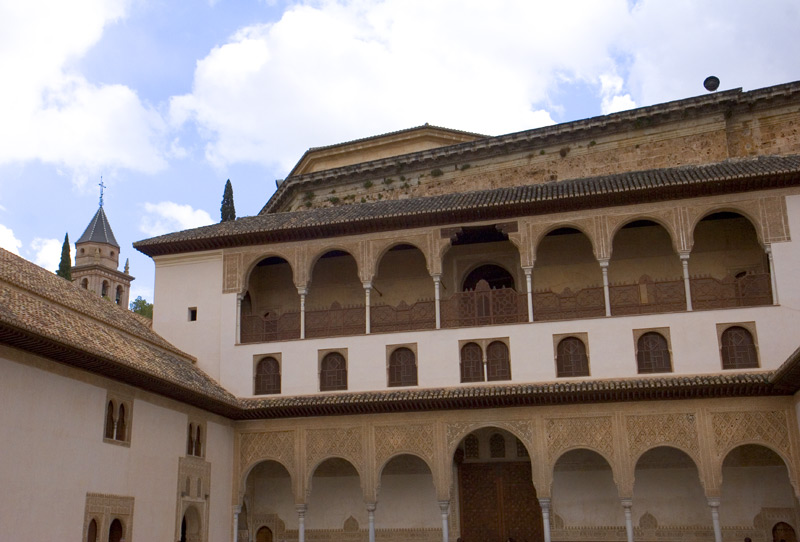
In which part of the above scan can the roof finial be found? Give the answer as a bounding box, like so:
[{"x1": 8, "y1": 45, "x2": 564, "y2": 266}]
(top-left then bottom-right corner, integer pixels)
[{"x1": 99, "y1": 177, "x2": 106, "y2": 207}]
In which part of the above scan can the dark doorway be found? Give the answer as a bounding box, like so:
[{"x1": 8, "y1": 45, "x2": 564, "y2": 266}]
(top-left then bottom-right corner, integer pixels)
[
  {"x1": 457, "y1": 461, "x2": 543, "y2": 542},
  {"x1": 257, "y1": 526, "x2": 273, "y2": 542},
  {"x1": 108, "y1": 519, "x2": 123, "y2": 542},
  {"x1": 462, "y1": 264, "x2": 515, "y2": 291},
  {"x1": 773, "y1": 522, "x2": 797, "y2": 542}
]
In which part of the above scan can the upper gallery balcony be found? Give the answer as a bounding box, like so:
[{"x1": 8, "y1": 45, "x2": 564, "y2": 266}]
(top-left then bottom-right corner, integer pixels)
[{"x1": 240, "y1": 211, "x2": 775, "y2": 344}]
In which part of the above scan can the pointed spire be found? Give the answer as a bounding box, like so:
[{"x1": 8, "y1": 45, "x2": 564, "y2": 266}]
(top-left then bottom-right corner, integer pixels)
[
  {"x1": 77, "y1": 206, "x2": 120, "y2": 248},
  {"x1": 124, "y1": 258, "x2": 130, "y2": 274}
]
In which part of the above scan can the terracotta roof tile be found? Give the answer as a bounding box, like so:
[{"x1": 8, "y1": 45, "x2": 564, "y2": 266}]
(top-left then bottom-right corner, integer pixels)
[{"x1": 135, "y1": 154, "x2": 800, "y2": 257}]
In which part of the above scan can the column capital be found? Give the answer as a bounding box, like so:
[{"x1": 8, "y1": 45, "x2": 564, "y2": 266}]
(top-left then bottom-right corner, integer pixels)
[
  {"x1": 233, "y1": 505, "x2": 242, "y2": 514},
  {"x1": 620, "y1": 498, "x2": 632, "y2": 509},
  {"x1": 297, "y1": 287, "x2": 308, "y2": 296},
  {"x1": 437, "y1": 500, "x2": 450, "y2": 514},
  {"x1": 296, "y1": 503, "x2": 308, "y2": 515},
  {"x1": 707, "y1": 497, "x2": 721, "y2": 508},
  {"x1": 538, "y1": 497, "x2": 551, "y2": 509},
  {"x1": 679, "y1": 251, "x2": 691, "y2": 261},
  {"x1": 522, "y1": 265, "x2": 534, "y2": 274},
  {"x1": 431, "y1": 273, "x2": 442, "y2": 281},
  {"x1": 598, "y1": 258, "x2": 610, "y2": 268},
  {"x1": 362, "y1": 281, "x2": 373, "y2": 289},
  {"x1": 366, "y1": 502, "x2": 377, "y2": 513},
  {"x1": 764, "y1": 243, "x2": 773, "y2": 254}
]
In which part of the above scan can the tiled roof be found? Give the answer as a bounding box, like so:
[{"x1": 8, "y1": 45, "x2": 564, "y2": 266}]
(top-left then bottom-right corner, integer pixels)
[
  {"x1": 77, "y1": 206, "x2": 120, "y2": 247},
  {"x1": 135, "y1": 154, "x2": 800, "y2": 257},
  {"x1": 263, "y1": 81, "x2": 800, "y2": 213},
  {"x1": 238, "y1": 372, "x2": 777, "y2": 419},
  {"x1": 0, "y1": 248, "x2": 239, "y2": 415}
]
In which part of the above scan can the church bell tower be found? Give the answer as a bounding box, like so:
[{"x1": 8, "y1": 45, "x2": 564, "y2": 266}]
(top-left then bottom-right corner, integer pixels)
[{"x1": 71, "y1": 185, "x2": 134, "y2": 307}]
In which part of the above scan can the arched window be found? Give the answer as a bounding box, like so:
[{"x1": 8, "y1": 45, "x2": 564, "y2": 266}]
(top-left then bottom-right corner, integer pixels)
[
  {"x1": 489, "y1": 433, "x2": 506, "y2": 458},
  {"x1": 320, "y1": 352, "x2": 347, "y2": 391},
  {"x1": 187, "y1": 423, "x2": 194, "y2": 455},
  {"x1": 464, "y1": 434, "x2": 479, "y2": 459},
  {"x1": 194, "y1": 425, "x2": 202, "y2": 457},
  {"x1": 556, "y1": 337, "x2": 590, "y2": 377},
  {"x1": 721, "y1": 326, "x2": 759, "y2": 369},
  {"x1": 101, "y1": 281, "x2": 109, "y2": 298},
  {"x1": 255, "y1": 357, "x2": 281, "y2": 395},
  {"x1": 86, "y1": 519, "x2": 98, "y2": 542},
  {"x1": 104, "y1": 401, "x2": 115, "y2": 439},
  {"x1": 81, "y1": 278, "x2": 89, "y2": 289},
  {"x1": 460, "y1": 342, "x2": 484, "y2": 383},
  {"x1": 115, "y1": 286, "x2": 123, "y2": 305},
  {"x1": 115, "y1": 404, "x2": 126, "y2": 441},
  {"x1": 636, "y1": 332, "x2": 672, "y2": 373},
  {"x1": 388, "y1": 347, "x2": 417, "y2": 387},
  {"x1": 108, "y1": 519, "x2": 123, "y2": 542},
  {"x1": 486, "y1": 341, "x2": 511, "y2": 381}
]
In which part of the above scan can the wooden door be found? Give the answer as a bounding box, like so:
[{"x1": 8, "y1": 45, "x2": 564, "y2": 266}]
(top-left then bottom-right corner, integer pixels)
[
  {"x1": 458, "y1": 462, "x2": 543, "y2": 542},
  {"x1": 257, "y1": 526, "x2": 273, "y2": 542}
]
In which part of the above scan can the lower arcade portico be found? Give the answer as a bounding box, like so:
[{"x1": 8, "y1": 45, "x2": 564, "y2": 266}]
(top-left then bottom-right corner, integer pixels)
[{"x1": 233, "y1": 396, "x2": 800, "y2": 542}]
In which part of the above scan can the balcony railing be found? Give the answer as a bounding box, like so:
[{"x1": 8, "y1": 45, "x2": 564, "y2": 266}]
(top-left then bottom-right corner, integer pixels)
[
  {"x1": 610, "y1": 275, "x2": 686, "y2": 315},
  {"x1": 371, "y1": 299, "x2": 436, "y2": 333},
  {"x1": 441, "y1": 281, "x2": 527, "y2": 328},
  {"x1": 239, "y1": 274, "x2": 773, "y2": 343},
  {"x1": 690, "y1": 273, "x2": 772, "y2": 310},
  {"x1": 306, "y1": 302, "x2": 366, "y2": 338},
  {"x1": 533, "y1": 286, "x2": 605, "y2": 321}
]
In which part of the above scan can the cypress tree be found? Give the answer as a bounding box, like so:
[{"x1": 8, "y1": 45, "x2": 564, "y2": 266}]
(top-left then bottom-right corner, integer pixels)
[
  {"x1": 221, "y1": 179, "x2": 236, "y2": 222},
  {"x1": 56, "y1": 233, "x2": 72, "y2": 280}
]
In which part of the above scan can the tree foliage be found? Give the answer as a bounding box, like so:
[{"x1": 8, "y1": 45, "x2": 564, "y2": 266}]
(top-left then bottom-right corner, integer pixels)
[
  {"x1": 221, "y1": 179, "x2": 236, "y2": 222},
  {"x1": 130, "y1": 296, "x2": 153, "y2": 319},
  {"x1": 56, "y1": 233, "x2": 72, "y2": 280}
]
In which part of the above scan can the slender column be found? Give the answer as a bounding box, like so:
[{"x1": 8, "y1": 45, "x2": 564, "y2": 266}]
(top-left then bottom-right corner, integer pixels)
[
  {"x1": 233, "y1": 506, "x2": 241, "y2": 542},
  {"x1": 236, "y1": 293, "x2": 243, "y2": 344},
  {"x1": 298, "y1": 288, "x2": 307, "y2": 339},
  {"x1": 523, "y1": 266, "x2": 534, "y2": 322},
  {"x1": 680, "y1": 253, "x2": 693, "y2": 311},
  {"x1": 438, "y1": 501, "x2": 449, "y2": 542},
  {"x1": 708, "y1": 498, "x2": 722, "y2": 542},
  {"x1": 433, "y1": 274, "x2": 442, "y2": 329},
  {"x1": 297, "y1": 504, "x2": 307, "y2": 542},
  {"x1": 600, "y1": 259, "x2": 611, "y2": 317},
  {"x1": 367, "y1": 503, "x2": 377, "y2": 542},
  {"x1": 766, "y1": 245, "x2": 779, "y2": 305},
  {"x1": 364, "y1": 282, "x2": 372, "y2": 334},
  {"x1": 539, "y1": 498, "x2": 551, "y2": 542},
  {"x1": 621, "y1": 499, "x2": 634, "y2": 542}
]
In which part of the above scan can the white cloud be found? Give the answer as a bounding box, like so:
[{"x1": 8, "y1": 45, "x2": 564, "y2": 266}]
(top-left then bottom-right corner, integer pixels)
[
  {"x1": 140, "y1": 202, "x2": 214, "y2": 237},
  {"x1": 0, "y1": 224, "x2": 22, "y2": 255},
  {"x1": 599, "y1": 74, "x2": 636, "y2": 115},
  {"x1": 0, "y1": 0, "x2": 167, "y2": 182},
  {"x1": 170, "y1": 0, "x2": 632, "y2": 171},
  {"x1": 30, "y1": 237, "x2": 62, "y2": 272}
]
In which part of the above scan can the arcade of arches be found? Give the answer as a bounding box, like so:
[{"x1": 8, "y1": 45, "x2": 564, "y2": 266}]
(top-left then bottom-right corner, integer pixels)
[
  {"x1": 235, "y1": 396, "x2": 800, "y2": 542},
  {"x1": 235, "y1": 197, "x2": 785, "y2": 343}
]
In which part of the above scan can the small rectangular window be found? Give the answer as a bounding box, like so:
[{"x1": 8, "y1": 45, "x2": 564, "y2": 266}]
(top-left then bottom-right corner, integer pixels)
[{"x1": 188, "y1": 307, "x2": 197, "y2": 321}]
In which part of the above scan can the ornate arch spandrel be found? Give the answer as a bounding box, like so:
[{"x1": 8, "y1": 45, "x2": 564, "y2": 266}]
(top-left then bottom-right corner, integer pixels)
[
  {"x1": 226, "y1": 248, "x2": 302, "y2": 294},
  {"x1": 624, "y1": 412, "x2": 706, "y2": 491},
  {"x1": 709, "y1": 409, "x2": 800, "y2": 494},
  {"x1": 369, "y1": 235, "x2": 433, "y2": 279},
  {"x1": 304, "y1": 426, "x2": 366, "y2": 499},
  {"x1": 373, "y1": 423, "x2": 438, "y2": 501},
  {"x1": 605, "y1": 208, "x2": 682, "y2": 258},
  {"x1": 305, "y1": 241, "x2": 366, "y2": 287},
  {"x1": 530, "y1": 216, "x2": 606, "y2": 262},
  {"x1": 684, "y1": 199, "x2": 767, "y2": 250},
  {"x1": 545, "y1": 416, "x2": 620, "y2": 492},
  {"x1": 239, "y1": 430, "x2": 297, "y2": 501}
]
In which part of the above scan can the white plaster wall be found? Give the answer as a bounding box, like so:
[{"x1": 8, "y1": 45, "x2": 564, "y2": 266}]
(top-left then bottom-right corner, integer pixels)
[
  {"x1": 153, "y1": 251, "x2": 224, "y2": 381},
  {"x1": 208, "y1": 420, "x2": 235, "y2": 542},
  {"x1": 221, "y1": 303, "x2": 800, "y2": 397},
  {"x1": 249, "y1": 472, "x2": 298, "y2": 530},
  {"x1": 0, "y1": 348, "x2": 233, "y2": 541},
  {"x1": 552, "y1": 470, "x2": 624, "y2": 527},
  {"x1": 632, "y1": 467, "x2": 710, "y2": 526},
  {"x1": 376, "y1": 474, "x2": 440, "y2": 528},
  {"x1": 772, "y1": 195, "x2": 800, "y2": 310},
  {"x1": 306, "y1": 474, "x2": 367, "y2": 530},
  {"x1": 720, "y1": 466, "x2": 796, "y2": 525}
]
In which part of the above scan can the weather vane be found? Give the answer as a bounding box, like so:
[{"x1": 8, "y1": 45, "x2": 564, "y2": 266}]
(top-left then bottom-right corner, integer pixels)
[{"x1": 99, "y1": 177, "x2": 106, "y2": 207}]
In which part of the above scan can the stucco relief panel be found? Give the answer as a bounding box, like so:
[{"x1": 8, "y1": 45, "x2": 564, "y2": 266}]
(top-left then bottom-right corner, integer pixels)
[
  {"x1": 545, "y1": 416, "x2": 614, "y2": 463},
  {"x1": 711, "y1": 410, "x2": 790, "y2": 458},
  {"x1": 306, "y1": 426, "x2": 364, "y2": 473},
  {"x1": 445, "y1": 420, "x2": 534, "y2": 456},
  {"x1": 626, "y1": 412, "x2": 700, "y2": 461},
  {"x1": 759, "y1": 196, "x2": 791, "y2": 242},
  {"x1": 374, "y1": 423, "x2": 435, "y2": 469},
  {"x1": 223, "y1": 253, "x2": 243, "y2": 293},
  {"x1": 240, "y1": 430, "x2": 296, "y2": 478}
]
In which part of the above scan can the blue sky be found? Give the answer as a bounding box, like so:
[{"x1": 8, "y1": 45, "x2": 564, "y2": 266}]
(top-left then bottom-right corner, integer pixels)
[{"x1": 1, "y1": 0, "x2": 799, "y2": 305}]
